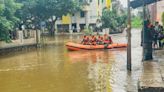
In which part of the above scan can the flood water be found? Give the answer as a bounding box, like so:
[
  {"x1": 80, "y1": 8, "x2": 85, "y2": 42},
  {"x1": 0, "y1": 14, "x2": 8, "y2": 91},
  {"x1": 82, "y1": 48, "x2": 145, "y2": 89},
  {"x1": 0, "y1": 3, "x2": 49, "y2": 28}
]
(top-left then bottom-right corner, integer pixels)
[{"x1": 0, "y1": 29, "x2": 142, "y2": 92}]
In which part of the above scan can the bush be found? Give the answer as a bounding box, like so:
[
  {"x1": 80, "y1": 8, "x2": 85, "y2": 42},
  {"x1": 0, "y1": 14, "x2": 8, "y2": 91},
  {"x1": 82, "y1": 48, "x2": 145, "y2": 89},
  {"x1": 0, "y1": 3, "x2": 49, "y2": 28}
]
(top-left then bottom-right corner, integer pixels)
[
  {"x1": 83, "y1": 27, "x2": 93, "y2": 35},
  {"x1": 131, "y1": 17, "x2": 142, "y2": 28}
]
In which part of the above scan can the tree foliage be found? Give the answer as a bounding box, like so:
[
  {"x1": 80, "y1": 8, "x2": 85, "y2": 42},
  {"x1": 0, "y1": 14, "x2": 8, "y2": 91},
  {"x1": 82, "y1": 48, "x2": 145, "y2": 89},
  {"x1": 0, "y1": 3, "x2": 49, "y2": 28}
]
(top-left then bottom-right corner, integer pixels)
[
  {"x1": 34, "y1": 0, "x2": 80, "y2": 35},
  {"x1": 101, "y1": 9, "x2": 127, "y2": 31},
  {"x1": 131, "y1": 16, "x2": 142, "y2": 28},
  {"x1": 0, "y1": 0, "x2": 22, "y2": 42},
  {"x1": 101, "y1": 0, "x2": 127, "y2": 31},
  {"x1": 0, "y1": 0, "x2": 81, "y2": 40},
  {"x1": 16, "y1": 0, "x2": 80, "y2": 35},
  {"x1": 0, "y1": 0, "x2": 80, "y2": 41}
]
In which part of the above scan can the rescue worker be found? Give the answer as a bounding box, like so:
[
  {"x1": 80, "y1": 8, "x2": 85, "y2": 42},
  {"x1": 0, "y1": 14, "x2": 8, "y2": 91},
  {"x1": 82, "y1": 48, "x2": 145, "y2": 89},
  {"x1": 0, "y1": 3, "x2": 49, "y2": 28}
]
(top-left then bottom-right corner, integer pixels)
[
  {"x1": 90, "y1": 35, "x2": 97, "y2": 45},
  {"x1": 103, "y1": 34, "x2": 113, "y2": 48},
  {"x1": 97, "y1": 35, "x2": 104, "y2": 45},
  {"x1": 103, "y1": 34, "x2": 113, "y2": 44},
  {"x1": 81, "y1": 35, "x2": 89, "y2": 45}
]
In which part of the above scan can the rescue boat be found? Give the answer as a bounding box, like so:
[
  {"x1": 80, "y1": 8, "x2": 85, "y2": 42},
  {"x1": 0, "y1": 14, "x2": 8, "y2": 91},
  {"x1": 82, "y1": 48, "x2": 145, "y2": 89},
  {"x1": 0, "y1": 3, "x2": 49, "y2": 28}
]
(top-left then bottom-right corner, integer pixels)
[{"x1": 66, "y1": 42, "x2": 127, "y2": 51}]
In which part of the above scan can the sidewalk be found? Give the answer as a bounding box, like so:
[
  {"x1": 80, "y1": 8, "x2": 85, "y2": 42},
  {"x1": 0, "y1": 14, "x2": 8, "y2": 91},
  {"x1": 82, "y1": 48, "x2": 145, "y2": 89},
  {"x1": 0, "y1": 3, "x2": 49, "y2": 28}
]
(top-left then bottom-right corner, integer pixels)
[{"x1": 138, "y1": 49, "x2": 164, "y2": 92}]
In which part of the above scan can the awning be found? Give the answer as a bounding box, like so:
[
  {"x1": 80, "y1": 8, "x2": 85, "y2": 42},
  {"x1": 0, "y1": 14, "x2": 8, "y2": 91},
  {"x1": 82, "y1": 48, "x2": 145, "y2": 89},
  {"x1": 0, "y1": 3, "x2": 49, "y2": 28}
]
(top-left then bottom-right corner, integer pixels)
[{"x1": 130, "y1": 0, "x2": 163, "y2": 9}]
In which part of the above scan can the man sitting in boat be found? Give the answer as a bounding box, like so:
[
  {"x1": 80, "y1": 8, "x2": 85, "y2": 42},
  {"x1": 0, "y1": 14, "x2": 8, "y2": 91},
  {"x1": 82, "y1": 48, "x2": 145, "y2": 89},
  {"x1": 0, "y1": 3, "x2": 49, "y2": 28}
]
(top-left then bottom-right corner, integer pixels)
[
  {"x1": 90, "y1": 35, "x2": 97, "y2": 45},
  {"x1": 103, "y1": 34, "x2": 113, "y2": 48},
  {"x1": 97, "y1": 35, "x2": 104, "y2": 45},
  {"x1": 104, "y1": 34, "x2": 113, "y2": 44},
  {"x1": 81, "y1": 35, "x2": 89, "y2": 45}
]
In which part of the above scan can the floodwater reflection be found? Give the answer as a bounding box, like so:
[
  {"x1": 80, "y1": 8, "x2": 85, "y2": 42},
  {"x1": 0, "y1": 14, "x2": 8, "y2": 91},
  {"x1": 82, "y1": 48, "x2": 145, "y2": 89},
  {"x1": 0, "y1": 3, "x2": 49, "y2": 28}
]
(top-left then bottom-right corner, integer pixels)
[{"x1": 0, "y1": 30, "x2": 142, "y2": 92}]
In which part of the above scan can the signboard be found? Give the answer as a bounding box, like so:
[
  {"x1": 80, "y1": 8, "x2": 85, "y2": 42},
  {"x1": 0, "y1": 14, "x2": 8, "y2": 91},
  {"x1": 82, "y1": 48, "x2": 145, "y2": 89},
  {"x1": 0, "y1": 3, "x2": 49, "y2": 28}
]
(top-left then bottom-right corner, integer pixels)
[
  {"x1": 62, "y1": 14, "x2": 71, "y2": 24},
  {"x1": 106, "y1": 0, "x2": 111, "y2": 9}
]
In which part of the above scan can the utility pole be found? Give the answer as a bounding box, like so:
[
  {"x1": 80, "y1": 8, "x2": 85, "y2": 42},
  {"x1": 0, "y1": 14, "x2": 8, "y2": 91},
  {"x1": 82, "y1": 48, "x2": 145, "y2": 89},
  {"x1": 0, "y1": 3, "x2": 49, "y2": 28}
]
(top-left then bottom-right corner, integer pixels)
[
  {"x1": 127, "y1": 0, "x2": 132, "y2": 71},
  {"x1": 142, "y1": 1, "x2": 146, "y2": 61}
]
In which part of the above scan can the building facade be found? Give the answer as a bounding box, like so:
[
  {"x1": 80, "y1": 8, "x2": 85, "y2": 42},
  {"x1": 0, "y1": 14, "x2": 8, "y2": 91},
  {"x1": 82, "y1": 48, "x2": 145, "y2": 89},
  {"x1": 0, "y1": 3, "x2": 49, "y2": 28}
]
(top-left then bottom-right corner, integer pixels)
[
  {"x1": 56, "y1": 0, "x2": 111, "y2": 33},
  {"x1": 149, "y1": 0, "x2": 164, "y2": 25}
]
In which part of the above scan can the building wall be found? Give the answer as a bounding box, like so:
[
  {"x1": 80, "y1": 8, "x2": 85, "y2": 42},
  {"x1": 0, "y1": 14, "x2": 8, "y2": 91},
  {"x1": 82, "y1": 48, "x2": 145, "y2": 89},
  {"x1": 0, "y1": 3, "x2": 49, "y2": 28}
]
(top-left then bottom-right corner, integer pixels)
[
  {"x1": 156, "y1": 0, "x2": 164, "y2": 24},
  {"x1": 56, "y1": 0, "x2": 111, "y2": 32},
  {"x1": 149, "y1": 3, "x2": 157, "y2": 23},
  {"x1": 149, "y1": 0, "x2": 164, "y2": 25}
]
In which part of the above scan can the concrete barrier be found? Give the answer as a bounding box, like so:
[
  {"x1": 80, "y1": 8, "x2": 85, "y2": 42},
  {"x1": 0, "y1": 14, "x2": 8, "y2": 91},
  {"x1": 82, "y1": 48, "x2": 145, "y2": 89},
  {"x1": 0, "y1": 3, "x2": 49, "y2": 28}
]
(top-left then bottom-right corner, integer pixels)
[{"x1": 0, "y1": 30, "x2": 38, "y2": 54}]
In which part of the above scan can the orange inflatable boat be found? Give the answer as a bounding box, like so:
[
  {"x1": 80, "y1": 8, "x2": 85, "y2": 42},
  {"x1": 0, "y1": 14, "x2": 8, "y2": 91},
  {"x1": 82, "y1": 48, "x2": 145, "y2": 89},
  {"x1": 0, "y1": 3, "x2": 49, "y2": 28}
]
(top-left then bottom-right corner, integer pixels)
[{"x1": 66, "y1": 42, "x2": 127, "y2": 51}]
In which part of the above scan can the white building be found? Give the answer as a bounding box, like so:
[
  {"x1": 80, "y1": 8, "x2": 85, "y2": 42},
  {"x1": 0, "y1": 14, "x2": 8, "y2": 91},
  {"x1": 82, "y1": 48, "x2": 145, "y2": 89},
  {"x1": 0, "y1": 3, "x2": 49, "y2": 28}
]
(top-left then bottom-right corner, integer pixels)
[{"x1": 56, "y1": 0, "x2": 111, "y2": 33}]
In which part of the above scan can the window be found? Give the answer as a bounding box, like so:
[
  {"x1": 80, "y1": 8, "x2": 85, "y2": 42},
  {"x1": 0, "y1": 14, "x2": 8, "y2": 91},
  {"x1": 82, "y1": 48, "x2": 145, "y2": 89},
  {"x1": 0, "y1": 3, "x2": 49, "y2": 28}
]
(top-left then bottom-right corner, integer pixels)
[{"x1": 80, "y1": 11, "x2": 85, "y2": 17}]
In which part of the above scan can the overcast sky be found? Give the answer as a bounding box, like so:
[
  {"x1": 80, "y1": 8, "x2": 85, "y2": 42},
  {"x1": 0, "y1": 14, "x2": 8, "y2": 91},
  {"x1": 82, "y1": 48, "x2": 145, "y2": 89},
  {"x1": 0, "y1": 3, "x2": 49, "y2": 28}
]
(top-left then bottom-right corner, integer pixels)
[{"x1": 120, "y1": 0, "x2": 128, "y2": 7}]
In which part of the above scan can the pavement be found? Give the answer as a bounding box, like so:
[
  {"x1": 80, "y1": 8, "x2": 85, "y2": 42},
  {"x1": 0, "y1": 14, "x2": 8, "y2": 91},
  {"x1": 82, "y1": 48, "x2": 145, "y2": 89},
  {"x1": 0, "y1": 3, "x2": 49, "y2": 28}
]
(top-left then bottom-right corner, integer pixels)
[{"x1": 138, "y1": 48, "x2": 164, "y2": 92}]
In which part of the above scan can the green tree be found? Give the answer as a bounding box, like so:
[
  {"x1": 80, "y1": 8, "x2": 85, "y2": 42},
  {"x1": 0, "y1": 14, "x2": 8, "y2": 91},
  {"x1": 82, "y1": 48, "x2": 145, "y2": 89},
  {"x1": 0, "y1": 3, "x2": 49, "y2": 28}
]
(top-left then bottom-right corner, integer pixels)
[
  {"x1": 101, "y1": 9, "x2": 117, "y2": 30},
  {"x1": 0, "y1": 0, "x2": 22, "y2": 42},
  {"x1": 40, "y1": 0, "x2": 80, "y2": 35},
  {"x1": 101, "y1": 9, "x2": 127, "y2": 31},
  {"x1": 17, "y1": 0, "x2": 80, "y2": 35},
  {"x1": 131, "y1": 16, "x2": 142, "y2": 28},
  {"x1": 101, "y1": 0, "x2": 127, "y2": 32}
]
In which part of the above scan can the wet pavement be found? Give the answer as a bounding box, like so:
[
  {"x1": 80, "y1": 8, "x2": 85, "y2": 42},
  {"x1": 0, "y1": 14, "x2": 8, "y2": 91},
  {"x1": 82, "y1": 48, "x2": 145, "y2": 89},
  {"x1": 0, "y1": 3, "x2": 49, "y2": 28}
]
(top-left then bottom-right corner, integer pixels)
[
  {"x1": 138, "y1": 49, "x2": 164, "y2": 92},
  {"x1": 0, "y1": 29, "x2": 142, "y2": 92},
  {"x1": 157, "y1": 49, "x2": 164, "y2": 81}
]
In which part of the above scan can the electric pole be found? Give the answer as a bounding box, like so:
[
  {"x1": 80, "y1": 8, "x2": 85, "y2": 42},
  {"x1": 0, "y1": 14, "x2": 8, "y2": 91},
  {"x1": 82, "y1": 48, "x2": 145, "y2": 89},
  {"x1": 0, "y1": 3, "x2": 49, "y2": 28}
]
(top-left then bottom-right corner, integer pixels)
[{"x1": 127, "y1": 0, "x2": 132, "y2": 71}]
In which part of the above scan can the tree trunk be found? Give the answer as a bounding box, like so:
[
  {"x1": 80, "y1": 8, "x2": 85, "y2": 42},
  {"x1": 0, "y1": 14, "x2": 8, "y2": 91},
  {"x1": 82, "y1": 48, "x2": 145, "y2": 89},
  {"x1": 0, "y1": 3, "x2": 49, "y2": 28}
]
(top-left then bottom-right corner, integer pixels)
[{"x1": 50, "y1": 17, "x2": 57, "y2": 36}]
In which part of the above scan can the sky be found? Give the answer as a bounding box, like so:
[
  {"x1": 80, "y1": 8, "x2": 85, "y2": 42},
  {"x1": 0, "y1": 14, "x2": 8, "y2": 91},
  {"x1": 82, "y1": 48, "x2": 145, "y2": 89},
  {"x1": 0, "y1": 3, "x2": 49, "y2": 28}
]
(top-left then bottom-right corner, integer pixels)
[{"x1": 119, "y1": 0, "x2": 128, "y2": 7}]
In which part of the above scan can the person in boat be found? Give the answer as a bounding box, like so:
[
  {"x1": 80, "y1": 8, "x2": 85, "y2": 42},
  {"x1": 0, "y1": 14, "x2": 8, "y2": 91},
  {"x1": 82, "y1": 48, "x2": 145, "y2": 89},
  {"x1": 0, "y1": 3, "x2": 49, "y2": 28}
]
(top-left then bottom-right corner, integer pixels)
[
  {"x1": 103, "y1": 34, "x2": 113, "y2": 48},
  {"x1": 81, "y1": 35, "x2": 89, "y2": 45},
  {"x1": 97, "y1": 35, "x2": 104, "y2": 45},
  {"x1": 108, "y1": 36, "x2": 113, "y2": 44},
  {"x1": 90, "y1": 35, "x2": 97, "y2": 45},
  {"x1": 103, "y1": 34, "x2": 113, "y2": 44}
]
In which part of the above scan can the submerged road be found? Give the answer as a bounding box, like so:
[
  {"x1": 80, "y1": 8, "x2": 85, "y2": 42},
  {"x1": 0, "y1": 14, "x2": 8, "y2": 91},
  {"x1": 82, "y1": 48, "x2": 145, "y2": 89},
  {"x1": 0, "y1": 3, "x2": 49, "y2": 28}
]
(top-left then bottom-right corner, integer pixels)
[{"x1": 0, "y1": 29, "x2": 142, "y2": 92}]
